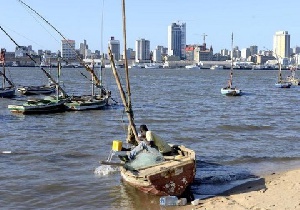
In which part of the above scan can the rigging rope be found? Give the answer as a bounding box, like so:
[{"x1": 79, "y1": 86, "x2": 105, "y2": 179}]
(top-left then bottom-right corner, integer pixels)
[
  {"x1": 17, "y1": 0, "x2": 102, "y2": 88},
  {"x1": 0, "y1": 25, "x2": 68, "y2": 97}
]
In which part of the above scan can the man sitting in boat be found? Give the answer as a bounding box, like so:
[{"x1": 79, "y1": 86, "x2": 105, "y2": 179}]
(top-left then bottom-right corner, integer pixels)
[{"x1": 118, "y1": 124, "x2": 172, "y2": 162}]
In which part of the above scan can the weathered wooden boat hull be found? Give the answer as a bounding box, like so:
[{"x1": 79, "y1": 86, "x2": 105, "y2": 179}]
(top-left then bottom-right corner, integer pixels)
[
  {"x1": 0, "y1": 87, "x2": 15, "y2": 98},
  {"x1": 221, "y1": 88, "x2": 242, "y2": 96},
  {"x1": 8, "y1": 99, "x2": 66, "y2": 114},
  {"x1": 17, "y1": 85, "x2": 56, "y2": 95},
  {"x1": 120, "y1": 145, "x2": 196, "y2": 196},
  {"x1": 64, "y1": 96, "x2": 108, "y2": 111}
]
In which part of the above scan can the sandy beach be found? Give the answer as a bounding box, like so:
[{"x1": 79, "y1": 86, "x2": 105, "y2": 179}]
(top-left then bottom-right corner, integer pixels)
[{"x1": 175, "y1": 168, "x2": 300, "y2": 210}]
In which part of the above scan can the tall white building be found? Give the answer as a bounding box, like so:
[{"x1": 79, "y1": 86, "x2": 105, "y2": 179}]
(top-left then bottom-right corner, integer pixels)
[
  {"x1": 135, "y1": 38, "x2": 150, "y2": 63},
  {"x1": 273, "y1": 31, "x2": 290, "y2": 59},
  {"x1": 61, "y1": 40, "x2": 76, "y2": 59},
  {"x1": 167, "y1": 22, "x2": 186, "y2": 59},
  {"x1": 152, "y1": 47, "x2": 162, "y2": 62},
  {"x1": 108, "y1": 36, "x2": 120, "y2": 61}
]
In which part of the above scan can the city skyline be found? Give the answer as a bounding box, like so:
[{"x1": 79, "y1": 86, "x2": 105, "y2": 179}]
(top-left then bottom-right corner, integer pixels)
[{"x1": 1, "y1": 0, "x2": 300, "y2": 53}]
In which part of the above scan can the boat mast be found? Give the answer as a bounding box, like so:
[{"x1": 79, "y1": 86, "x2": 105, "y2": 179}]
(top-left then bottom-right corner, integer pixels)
[
  {"x1": 0, "y1": 25, "x2": 67, "y2": 97},
  {"x1": 1, "y1": 49, "x2": 5, "y2": 89},
  {"x1": 109, "y1": 0, "x2": 138, "y2": 145},
  {"x1": 229, "y1": 32, "x2": 234, "y2": 88}
]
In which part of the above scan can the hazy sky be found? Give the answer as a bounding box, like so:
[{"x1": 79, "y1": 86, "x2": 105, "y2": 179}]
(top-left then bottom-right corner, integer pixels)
[{"x1": 1, "y1": 0, "x2": 300, "y2": 53}]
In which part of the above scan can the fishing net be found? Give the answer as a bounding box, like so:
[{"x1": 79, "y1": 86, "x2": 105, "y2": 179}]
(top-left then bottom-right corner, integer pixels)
[{"x1": 124, "y1": 147, "x2": 165, "y2": 171}]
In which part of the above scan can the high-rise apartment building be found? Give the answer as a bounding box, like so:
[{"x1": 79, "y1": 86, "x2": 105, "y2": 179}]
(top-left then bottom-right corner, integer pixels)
[
  {"x1": 61, "y1": 40, "x2": 76, "y2": 59},
  {"x1": 135, "y1": 38, "x2": 150, "y2": 62},
  {"x1": 167, "y1": 22, "x2": 186, "y2": 59},
  {"x1": 273, "y1": 31, "x2": 290, "y2": 59},
  {"x1": 108, "y1": 37, "x2": 120, "y2": 61},
  {"x1": 79, "y1": 40, "x2": 88, "y2": 58}
]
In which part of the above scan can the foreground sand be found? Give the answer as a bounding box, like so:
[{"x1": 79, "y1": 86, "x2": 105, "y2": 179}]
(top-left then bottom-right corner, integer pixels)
[{"x1": 177, "y1": 168, "x2": 300, "y2": 210}]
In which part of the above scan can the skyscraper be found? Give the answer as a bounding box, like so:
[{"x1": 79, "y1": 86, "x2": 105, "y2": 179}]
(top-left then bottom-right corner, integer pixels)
[
  {"x1": 273, "y1": 31, "x2": 290, "y2": 59},
  {"x1": 108, "y1": 37, "x2": 120, "y2": 61},
  {"x1": 135, "y1": 38, "x2": 150, "y2": 63},
  {"x1": 61, "y1": 40, "x2": 76, "y2": 59},
  {"x1": 167, "y1": 22, "x2": 186, "y2": 59}
]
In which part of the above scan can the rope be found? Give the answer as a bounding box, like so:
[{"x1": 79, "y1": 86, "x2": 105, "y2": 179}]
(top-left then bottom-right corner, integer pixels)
[{"x1": 17, "y1": 0, "x2": 101, "y2": 87}]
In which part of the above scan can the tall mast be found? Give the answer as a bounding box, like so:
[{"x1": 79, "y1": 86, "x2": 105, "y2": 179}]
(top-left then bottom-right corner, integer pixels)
[
  {"x1": 109, "y1": 0, "x2": 138, "y2": 145},
  {"x1": 229, "y1": 32, "x2": 234, "y2": 88}
]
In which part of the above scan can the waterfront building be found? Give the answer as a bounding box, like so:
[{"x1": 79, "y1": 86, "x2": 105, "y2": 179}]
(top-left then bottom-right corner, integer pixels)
[
  {"x1": 241, "y1": 48, "x2": 251, "y2": 60},
  {"x1": 273, "y1": 31, "x2": 290, "y2": 59},
  {"x1": 220, "y1": 49, "x2": 230, "y2": 56},
  {"x1": 61, "y1": 40, "x2": 76, "y2": 59},
  {"x1": 152, "y1": 47, "x2": 162, "y2": 62},
  {"x1": 194, "y1": 45, "x2": 213, "y2": 62},
  {"x1": 108, "y1": 36, "x2": 120, "y2": 61},
  {"x1": 135, "y1": 38, "x2": 150, "y2": 63},
  {"x1": 79, "y1": 40, "x2": 88, "y2": 59},
  {"x1": 167, "y1": 22, "x2": 186, "y2": 59},
  {"x1": 249, "y1": 45, "x2": 258, "y2": 56}
]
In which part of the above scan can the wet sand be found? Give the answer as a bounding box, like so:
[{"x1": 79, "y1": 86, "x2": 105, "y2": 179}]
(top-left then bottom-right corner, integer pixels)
[{"x1": 176, "y1": 168, "x2": 300, "y2": 210}]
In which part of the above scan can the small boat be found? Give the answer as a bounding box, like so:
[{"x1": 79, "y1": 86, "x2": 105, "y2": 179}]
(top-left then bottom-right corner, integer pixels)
[
  {"x1": 102, "y1": 0, "x2": 196, "y2": 198},
  {"x1": 8, "y1": 96, "x2": 67, "y2": 114},
  {"x1": 17, "y1": 83, "x2": 56, "y2": 95},
  {"x1": 285, "y1": 67, "x2": 300, "y2": 86},
  {"x1": 185, "y1": 64, "x2": 200, "y2": 70},
  {"x1": 221, "y1": 33, "x2": 242, "y2": 96},
  {"x1": 65, "y1": 94, "x2": 108, "y2": 111},
  {"x1": 144, "y1": 63, "x2": 160, "y2": 69},
  {"x1": 0, "y1": 48, "x2": 15, "y2": 98},
  {"x1": 210, "y1": 65, "x2": 223, "y2": 70},
  {"x1": 275, "y1": 61, "x2": 292, "y2": 88},
  {"x1": 119, "y1": 145, "x2": 196, "y2": 196},
  {"x1": 64, "y1": 60, "x2": 110, "y2": 111},
  {"x1": 8, "y1": 56, "x2": 69, "y2": 114}
]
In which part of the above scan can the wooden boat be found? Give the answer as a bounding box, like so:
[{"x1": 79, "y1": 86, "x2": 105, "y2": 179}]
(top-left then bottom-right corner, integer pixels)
[
  {"x1": 274, "y1": 54, "x2": 292, "y2": 88},
  {"x1": 0, "y1": 48, "x2": 15, "y2": 98},
  {"x1": 64, "y1": 62, "x2": 110, "y2": 111},
  {"x1": 65, "y1": 94, "x2": 108, "y2": 111},
  {"x1": 119, "y1": 145, "x2": 196, "y2": 196},
  {"x1": 103, "y1": 0, "x2": 196, "y2": 197},
  {"x1": 221, "y1": 33, "x2": 242, "y2": 96},
  {"x1": 285, "y1": 67, "x2": 300, "y2": 86},
  {"x1": 16, "y1": 1, "x2": 111, "y2": 111},
  {"x1": 17, "y1": 83, "x2": 56, "y2": 95},
  {"x1": 8, "y1": 96, "x2": 66, "y2": 114},
  {"x1": 8, "y1": 57, "x2": 68, "y2": 114}
]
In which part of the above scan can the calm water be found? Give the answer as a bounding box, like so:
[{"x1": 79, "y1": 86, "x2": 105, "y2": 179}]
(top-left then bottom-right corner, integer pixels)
[{"x1": 1, "y1": 67, "x2": 300, "y2": 209}]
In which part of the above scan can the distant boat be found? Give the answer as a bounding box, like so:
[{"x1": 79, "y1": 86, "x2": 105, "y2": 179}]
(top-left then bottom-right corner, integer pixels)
[
  {"x1": 285, "y1": 67, "x2": 300, "y2": 86},
  {"x1": 210, "y1": 65, "x2": 223, "y2": 70},
  {"x1": 128, "y1": 63, "x2": 142, "y2": 69},
  {"x1": 144, "y1": 63, "x2": 160, "y2": 69},
  {"x1": 185, "y1": 64, "x2": 201, "y2": 70},
  {"x1": 275, "y1": 59, "x2": 292, "y2": 88},
  {"x1": 0, "y1": 48, "x2": 15, "y2": 98},
  {"x1": 221, "y1": 33, "x2": 242, "y2": 96},
  {"x1": 8, "y1": 96, "x2": 67, "y2": 114},
  {"x1": 8, "y1": 57, "x2": 69, "y2": 114},
  {"x1": 17, "y1": 82, "x2": 56, "y2": 95}
]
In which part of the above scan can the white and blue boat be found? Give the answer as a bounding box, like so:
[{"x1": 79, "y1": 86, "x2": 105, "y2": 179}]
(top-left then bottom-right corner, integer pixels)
[{"x1": 221, "y1": 33, "x2": 242, "y2": 96}]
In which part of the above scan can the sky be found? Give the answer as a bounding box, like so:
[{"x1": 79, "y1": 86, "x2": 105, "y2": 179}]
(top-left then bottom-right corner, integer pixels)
[{"x1": 1, "y1": 0, "x2": 300, "y2": 54}]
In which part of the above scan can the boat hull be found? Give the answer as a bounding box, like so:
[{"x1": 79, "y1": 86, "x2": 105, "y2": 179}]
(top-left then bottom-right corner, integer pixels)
[
  {"x1": 64, "y1": 96, "x2": 108, "y2": 111},
  {"x1": 8, "y1": 98, "x2": 66, "y2": 114},
  {"x1": 275, "y1": 82, "x2": 292, "y2": 88},
  {"x1": 120, "y1": 145, "x2": 196, "y2": 196},
  {"x1": 221, "y1": 88, "x2": 242, "y2": 96},
  {"x1": 17, "y1": 85, "x2": 56, "y2": 95},
  {"x1": 0, "y1": 87, "x2": 15, "y2": 98}
]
